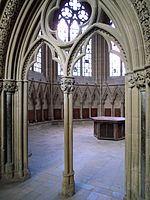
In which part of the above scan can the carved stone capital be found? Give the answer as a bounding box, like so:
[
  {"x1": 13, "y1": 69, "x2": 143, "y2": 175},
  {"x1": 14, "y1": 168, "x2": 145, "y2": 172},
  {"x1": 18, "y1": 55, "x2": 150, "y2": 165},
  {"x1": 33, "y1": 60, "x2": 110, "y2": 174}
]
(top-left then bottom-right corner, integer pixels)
[
  {"x1": 61, "y1": 76, "x2": 75, "y2": 94},
  {"x1": 146, "y1": 69, "x2": 150, "y2": 86},
  {"x1": 128, "y1": 71, "x2": 147, "y2": 89},
  {"x1": 0, "y1": 80, "x2": 3, "y2": 93},
  {"x1": 128, "y1": 74, "x2": 135, "y2": 88},
  {"x1": 3, "y1": 80, "x2": 18, "y2": 92},
  {"x1": 134, "y1": 71, "x2": 146, "y2": 89}
]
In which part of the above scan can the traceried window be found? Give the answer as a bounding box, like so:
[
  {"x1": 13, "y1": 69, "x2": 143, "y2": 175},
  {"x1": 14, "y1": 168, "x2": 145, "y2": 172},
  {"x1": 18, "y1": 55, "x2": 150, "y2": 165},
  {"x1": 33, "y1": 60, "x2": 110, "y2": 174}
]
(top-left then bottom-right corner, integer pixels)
[
  {"x1": 30, "y1": 30, "x2": 42, "y2": 73},
  {"x1": 109, "y1": 22, "x2": 125, "y2": 77},
  {"x1": 109, "y1": 42, "x2": 125, "y2": 77},
  {"x1": 109, "y1": 52, "x2": 125, "y2": 76},
  {"x1": 33, "y1": 48, "x2": 42, "y2": 73},
  {"x1": 57, "y1": 0, "x2": 92, "y2": 77}
]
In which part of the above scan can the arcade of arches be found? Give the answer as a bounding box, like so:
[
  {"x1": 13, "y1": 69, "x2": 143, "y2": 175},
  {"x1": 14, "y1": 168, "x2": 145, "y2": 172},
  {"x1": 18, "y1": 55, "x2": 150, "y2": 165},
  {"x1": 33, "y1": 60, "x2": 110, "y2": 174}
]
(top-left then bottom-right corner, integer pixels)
[{"x1": 0, "y1": 0, "x2": 150, "y2": 199}]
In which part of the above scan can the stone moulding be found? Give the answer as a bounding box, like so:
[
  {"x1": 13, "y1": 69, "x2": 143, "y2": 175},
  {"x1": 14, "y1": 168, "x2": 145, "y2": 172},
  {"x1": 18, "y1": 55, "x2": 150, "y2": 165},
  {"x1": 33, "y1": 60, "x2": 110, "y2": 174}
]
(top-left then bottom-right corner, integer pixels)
[
  {"x1": 131, "y1": 0, "x2": 150, "y2": 58},
  {"x1": 0, "y1": 0, "x2": 25, "y2": 78}
]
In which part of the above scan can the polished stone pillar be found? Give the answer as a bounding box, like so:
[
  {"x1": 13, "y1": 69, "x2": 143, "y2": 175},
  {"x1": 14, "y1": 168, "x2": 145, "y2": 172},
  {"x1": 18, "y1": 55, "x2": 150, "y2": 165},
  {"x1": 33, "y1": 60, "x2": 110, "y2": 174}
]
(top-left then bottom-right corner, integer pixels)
[
  {"x1": 125, "y1": 70, "x2": 149, "y2": 200},
  {"x1": 3, "y1": 80, "x2": 17, "y2": 179},
  {"x1": 22, "y1": 81, "x2": 29, "y2": 177},
  {"x1": 145, "y1": 68, "x2": 150, "y2": 200},
  {"x1": 124, "y1": 75, "x2": 132, "y2": 200},
  {"x1": 140, "y1": 89, "x2": 146, "y2": 199},
  {"x1": 61, "y1": 76, "x2": 75, "y2": 197}
]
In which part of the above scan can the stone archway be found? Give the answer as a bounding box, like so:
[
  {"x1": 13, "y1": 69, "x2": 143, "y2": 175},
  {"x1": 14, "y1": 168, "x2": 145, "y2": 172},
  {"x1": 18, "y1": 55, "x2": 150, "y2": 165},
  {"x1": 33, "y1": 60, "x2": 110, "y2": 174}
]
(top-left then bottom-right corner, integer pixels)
[{"x1": 0, "y1": 1, "x2": 150, "y2": 199}]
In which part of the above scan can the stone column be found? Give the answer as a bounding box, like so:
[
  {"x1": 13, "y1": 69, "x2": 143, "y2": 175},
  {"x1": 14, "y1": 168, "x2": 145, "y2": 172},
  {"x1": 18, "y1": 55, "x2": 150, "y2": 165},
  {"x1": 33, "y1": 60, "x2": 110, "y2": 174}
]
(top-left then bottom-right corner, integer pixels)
[
  {"x1": 124, "y1": 75, "x2": 132, "y2": 200},
  {"x1": 125, "y1": 70, "x2": 147, "y2": 200},
  {"x1": 121, "y1": 101, "x2": 125, "y2": 117},
  {"x1": 89, "y1": 103, "x2": 92, "y2": 118},
  {"x1": 61, "y1": 76, "x2": 75, "y2": 197},
  {"x1": 0, "y1": 80, "x2": 3, "y2": 178},
  {"x1": 80, "y1": 103, "x2": 83, "y2": 119},
  {"x1": 3, "y1": 80, "x2": 17, "y2": 179},
  {"x1": 22, "y1": 81, "x2": 29, "y2": 177},
  {"x1": 111, "y1": 101, "x2": 114, "y2": 116},
  {"x1": 145, "y1": 68, "x2": 150, "y2": 200}
]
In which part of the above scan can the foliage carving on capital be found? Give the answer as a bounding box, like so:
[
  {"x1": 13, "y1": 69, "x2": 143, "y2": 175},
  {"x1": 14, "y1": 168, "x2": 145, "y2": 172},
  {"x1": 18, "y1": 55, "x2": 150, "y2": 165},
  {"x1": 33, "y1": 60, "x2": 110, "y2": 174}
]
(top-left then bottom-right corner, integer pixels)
[
  {"x1": 3, "y1": 80, "x2": 18, "y2": 92},
  {"x1": 0, "y1": 81, "x2": 3, "y2": 93},
  {"x1": 134, "y1": 71, "x2": 146, "y2": 88},
  {"x1": 128, "y1": 74, "x2": 135, "y2": 88},
  {"x1": 61, "y1": 77, "x2": 75, "y2": 94},
  {"x1": 146, "y1": 68, "x2": 150, "y2": 86},
  {"x1": 128, "y1": 70, "x2": 148, "y2": 89}
]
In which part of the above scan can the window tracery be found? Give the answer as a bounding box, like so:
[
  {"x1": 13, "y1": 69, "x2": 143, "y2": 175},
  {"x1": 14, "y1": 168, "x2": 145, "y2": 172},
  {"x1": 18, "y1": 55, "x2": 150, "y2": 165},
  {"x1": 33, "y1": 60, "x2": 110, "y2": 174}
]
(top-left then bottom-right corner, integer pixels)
[
  {"x1": 57, "y1": 0, "x2": 92, "y2": 77},
  {"x1": 109, "y1": 24, "x2": 125, "y2": 77},
  {"x1": 30, "y1": 30, "x2": 42, "y2": 73}
]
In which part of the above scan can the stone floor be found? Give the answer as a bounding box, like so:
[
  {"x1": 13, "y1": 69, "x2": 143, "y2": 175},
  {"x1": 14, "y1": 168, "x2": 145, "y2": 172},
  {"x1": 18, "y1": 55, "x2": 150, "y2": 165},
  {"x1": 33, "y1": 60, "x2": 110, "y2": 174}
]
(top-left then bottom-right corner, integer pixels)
[{"x1": 0, "y1": 121, "x2": 125, "y2": 200}]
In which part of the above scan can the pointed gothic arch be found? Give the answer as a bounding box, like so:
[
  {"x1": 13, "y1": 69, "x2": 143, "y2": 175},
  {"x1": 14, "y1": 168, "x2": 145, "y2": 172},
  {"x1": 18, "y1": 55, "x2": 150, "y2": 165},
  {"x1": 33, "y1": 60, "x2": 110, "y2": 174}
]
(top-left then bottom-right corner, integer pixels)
[{"x1": 0, "y1": 1, "x2": 150, "y2": 199}]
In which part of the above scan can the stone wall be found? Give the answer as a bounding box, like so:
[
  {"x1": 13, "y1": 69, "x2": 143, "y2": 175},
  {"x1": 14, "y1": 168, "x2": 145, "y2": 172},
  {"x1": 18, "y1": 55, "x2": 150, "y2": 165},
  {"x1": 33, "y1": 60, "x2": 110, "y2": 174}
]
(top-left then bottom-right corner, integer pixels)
[{"x1": 28, "y1": 79, "x2": 125, "y2": 122}]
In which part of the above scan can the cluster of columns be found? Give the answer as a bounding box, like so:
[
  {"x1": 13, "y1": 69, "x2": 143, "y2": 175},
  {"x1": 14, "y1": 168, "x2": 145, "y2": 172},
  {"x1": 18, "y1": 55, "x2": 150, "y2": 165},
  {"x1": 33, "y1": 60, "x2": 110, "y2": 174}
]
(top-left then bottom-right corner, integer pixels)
[
  {"x1": 61, "y1": 76, "x2": 75, "y2": 196},
  {"x1": 0, "y1": 79, "x2": 29, "y2": 182},
  {"x1": 125, "y1": 67, "x2": 150, "y2": 200}
]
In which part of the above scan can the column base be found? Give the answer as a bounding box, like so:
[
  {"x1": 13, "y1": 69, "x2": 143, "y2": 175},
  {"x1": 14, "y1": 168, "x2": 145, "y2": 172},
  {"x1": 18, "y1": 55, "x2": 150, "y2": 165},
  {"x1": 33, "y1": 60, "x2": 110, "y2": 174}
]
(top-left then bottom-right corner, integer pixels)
[
  {"x1": 5, "y1": 163, "x2": 13, "y2": 179},
  {"x1": 62, "y1": 172, "x2": 75, "y2": 197},
  {"x1": 1, "y1": 165, "x2": 30, "y2": 183}
]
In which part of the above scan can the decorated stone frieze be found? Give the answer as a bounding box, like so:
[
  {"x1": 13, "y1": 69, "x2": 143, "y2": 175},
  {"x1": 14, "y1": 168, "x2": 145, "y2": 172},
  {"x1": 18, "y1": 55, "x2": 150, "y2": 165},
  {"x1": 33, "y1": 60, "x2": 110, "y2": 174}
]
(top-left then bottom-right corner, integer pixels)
[
  {"x1": 3, "y1": 80, "x2": 18, "y2": 92},
  {"x1": 61, "y1": 77, "x2": 75, "y2": 94}
]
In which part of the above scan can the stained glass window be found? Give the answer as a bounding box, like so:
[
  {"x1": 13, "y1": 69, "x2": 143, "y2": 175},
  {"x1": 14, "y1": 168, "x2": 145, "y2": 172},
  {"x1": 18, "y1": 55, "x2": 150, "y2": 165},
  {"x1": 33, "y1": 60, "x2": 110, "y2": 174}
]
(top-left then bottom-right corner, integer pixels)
[
  {"x1": 109, "y1": 41, "x2": 125, "y2": 77},
  {"x1": 33, "y1": 48, "x2": 42, "y2": 73},
  {"x1": 109, "y1": 51, "x2": 125, "y2": 77},
  {"x1": 57, "y1": 0, "x2": 92, "y2": 77},
  {"x1": 30, "y1": 30, "x2": 42, "y2": 73},
  {"x1": 109, "y1": 22, "x2": 125, "y2": 77}
]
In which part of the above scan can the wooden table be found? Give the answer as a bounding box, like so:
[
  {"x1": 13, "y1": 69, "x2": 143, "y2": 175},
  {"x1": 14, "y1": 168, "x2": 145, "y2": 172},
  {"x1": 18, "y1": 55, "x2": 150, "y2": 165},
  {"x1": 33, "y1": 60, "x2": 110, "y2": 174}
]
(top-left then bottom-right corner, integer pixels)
[{"x1": 91, "y1": 116, "x2": 125, "y2": 140}]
